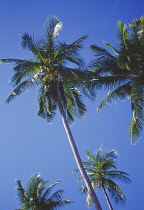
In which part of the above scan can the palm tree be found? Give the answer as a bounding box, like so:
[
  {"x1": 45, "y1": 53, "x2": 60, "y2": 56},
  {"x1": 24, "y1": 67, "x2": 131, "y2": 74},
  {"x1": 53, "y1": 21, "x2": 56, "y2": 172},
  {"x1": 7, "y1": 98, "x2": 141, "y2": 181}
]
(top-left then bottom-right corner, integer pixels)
[
  {"x1": 0, "y1": 16, "x2": 102, "y2": 210},
  {"x1": 15, "y1": 173, "x2": 72, "y2": 210},
  {"x1": 74, "y1": 147, "x2": 131, "y2": 210},
  {"x1": 89, "y1": 16, "x2": 144, "y2": 143}
]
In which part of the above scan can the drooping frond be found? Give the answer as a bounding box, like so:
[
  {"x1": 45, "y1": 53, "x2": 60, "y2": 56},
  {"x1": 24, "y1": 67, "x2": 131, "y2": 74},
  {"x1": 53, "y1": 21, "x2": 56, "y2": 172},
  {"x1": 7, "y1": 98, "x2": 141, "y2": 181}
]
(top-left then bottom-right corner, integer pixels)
[
  {"x1": 40, "y1": 180, "x2": 60, "y2": 202},
  {"x1": 0, "y1": 58, "x2": 29, "y2": 64},
  {"x1": 11, "y1": 61, "x2": 40, "y2": 85},
  {"x1": 90, "y1": 45, "x2": 116, "y2": 68},
  {"x1": 57, "y1": 81, "x2": 87, "y2": 124},
  {"x1": 90, "y1": 75, "x2": 129, "y2": 90},
  {"x1": 37, "y1": 82, "x2": 57, "y2": 123},
  {"x1": 97, "y1": 82, "x2": 132, "y2": 112},
  {"x1": 67, "y1": 88, "x2": 87, "y2": 119},
  {"x1": 6, "y1": 74, "x2": 39, "y2": 103},
  {"x1": 106, "y1": 170, "x2": 131, "y2": 184},
  {"x1": 129, "y1": 79, "x2": 144, "y2": 143},
  {"x1": 105, "y1": 179, "x2": 126, "y2": 205}
]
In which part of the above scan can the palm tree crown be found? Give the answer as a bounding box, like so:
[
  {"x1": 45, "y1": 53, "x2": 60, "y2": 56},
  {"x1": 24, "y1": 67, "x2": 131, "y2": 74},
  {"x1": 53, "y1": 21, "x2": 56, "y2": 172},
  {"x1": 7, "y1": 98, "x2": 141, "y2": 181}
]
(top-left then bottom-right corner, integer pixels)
[
  {"x1": 15, "y1": 174, "x2": 72, "y2": 210},
  {"x1": 89, "y1": 16, "x2": 144, "y2": 143},
  {"x1": 1, "y1": 16, "x2": 94, "y2": 124},
  {"x1": 74, "y1": 147, "x2": 131, "y2": 209}
]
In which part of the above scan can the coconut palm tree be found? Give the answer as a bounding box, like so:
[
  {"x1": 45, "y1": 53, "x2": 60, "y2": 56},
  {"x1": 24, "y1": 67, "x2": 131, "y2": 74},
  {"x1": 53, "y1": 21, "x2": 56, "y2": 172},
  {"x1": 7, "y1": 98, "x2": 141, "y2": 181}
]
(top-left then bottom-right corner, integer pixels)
[
  {"x1": 15, "y1": 173, "x2": 72, "y2": 210},
  {"x1": 74, "y1": 147, "x2": 131, "y2": 210},
  {"x1": 0, "y1": 16, "x2": 101, "y2": 210},
  {"x1": 89, "y1": 16, "x2": 144, "y2": 143}
]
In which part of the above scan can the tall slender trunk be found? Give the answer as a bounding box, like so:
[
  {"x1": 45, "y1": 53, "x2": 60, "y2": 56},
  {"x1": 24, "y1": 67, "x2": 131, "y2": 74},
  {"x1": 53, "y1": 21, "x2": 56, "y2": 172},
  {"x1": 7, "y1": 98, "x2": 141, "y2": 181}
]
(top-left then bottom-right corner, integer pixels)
[
  {"x1": 56, "y1": 83, "x2": 102, "y2": 210},
  {"x1": 102, "y1": 184, "x2": 113, "y2": 210}
]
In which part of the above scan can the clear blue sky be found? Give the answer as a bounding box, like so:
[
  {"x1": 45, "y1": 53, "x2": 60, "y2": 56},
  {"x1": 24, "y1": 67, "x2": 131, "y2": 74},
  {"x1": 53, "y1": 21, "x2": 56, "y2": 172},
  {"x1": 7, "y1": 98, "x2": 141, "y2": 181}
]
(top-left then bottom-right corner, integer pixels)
[{"x1": 0, "y1": 0, "x2": 144, "y2": 209}]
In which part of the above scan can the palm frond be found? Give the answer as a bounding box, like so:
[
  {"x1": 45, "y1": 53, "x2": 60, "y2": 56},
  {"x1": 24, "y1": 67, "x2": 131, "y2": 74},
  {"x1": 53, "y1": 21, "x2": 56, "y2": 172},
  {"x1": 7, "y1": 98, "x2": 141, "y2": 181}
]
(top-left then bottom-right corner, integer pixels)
[
  {"x1": 96, "y1": 82, "x2": 132, "y2": 112},
  {"x1": 129, "y1": 79, "x2": 144, "y2": 143},
  {"x1": 106, "y1": 170, "x2": 131, "y2": 184},
  {"x1": 40, "y1": 180, "x2": 60, "y2": 202},
  {"x1": 6, "y1": 74, "x2": 39, "y2": 103},
  {"x1": 11, "y1": 61, "x2": 40, "y2": 85},
  {"x1": 20, "y1": 33, "x2": 44, "y2": 61},
  {"x1": 54, "y1": 36, "x2": 87, "y2": 68},
  {"x1": 90, "y1": 75, "x2": 129, "y2": 90},
  {"x1": 15, "y1": 179, "x2": 29, "y2": 205},
  {"x1": 116, "y1": 21, "x2": 129, "y2": 51},
  {"x1": 103, "y1": 41, "x2": 119, "y2": 54},
  {"x1": 90, "y1": 44, "x2": 116, "y2": 66},
  {"x1": 37, "y1": 85, "x2": 57, "y2": 123},
  {"x1": 105, "y1": 179, "x2": 126, "y2": 205},
  {"x1": 0, "y1": 58, "x2": 28, "y2": 64}
]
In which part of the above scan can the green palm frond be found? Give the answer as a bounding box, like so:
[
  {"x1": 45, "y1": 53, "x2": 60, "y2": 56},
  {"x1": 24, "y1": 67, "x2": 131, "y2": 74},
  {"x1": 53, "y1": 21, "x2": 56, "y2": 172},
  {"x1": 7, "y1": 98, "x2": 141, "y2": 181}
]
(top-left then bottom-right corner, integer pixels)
[
  {"x1": 106, "y1": 170, "x2": 131, "y2": 183},
  {"x1": 37, "y1": 84, "x2": 57, "y2": 123},
  {"x1": 11, "y1": 62, "x2": 40, "y2": 85},
  {"x1": 103, "y1": 41, "x2": 119, "y2": 54},
  {"x1": 116, "y1": 21, "x2": 129, "y2": 51},
  {"x1": 129, "y1": 79, "x2": 144, "y2": 143},
  {"x1": 20, "y1": 33, "x2": 44, "y2": 61},
  {"x1": 68, "y1": 88, "x2": 87, "y2": 118},
  {"x1": 6, "y1": 74, "x2": 39, "y2": 103},
  {"x1": 90, "y1": 75, "x2": 129, "y2": 90},
  {"x1": 85, "y1": 149, "x2": 96, "y2": 164},
  {"x1": 105, "y1": 179, "x2": 126, "y2": 205},
  {"x1": 54, "y1": 35, "x2": 87, "y2": 68},
  {"x1": 0, "y1": 58, "x2": 28, "y2": 64},
  {"x1": 15, "y1": 179, "x2": 28, "y2": 204},
  {"x1": 90, "y1": 44, "x2": 116, "y2": 66},
  {"x1": 13, "y1": 60, "x2": 40, "y2": 72},
  {"x1": 96, "y1": 82, "x2": 132, "y2": 112}
]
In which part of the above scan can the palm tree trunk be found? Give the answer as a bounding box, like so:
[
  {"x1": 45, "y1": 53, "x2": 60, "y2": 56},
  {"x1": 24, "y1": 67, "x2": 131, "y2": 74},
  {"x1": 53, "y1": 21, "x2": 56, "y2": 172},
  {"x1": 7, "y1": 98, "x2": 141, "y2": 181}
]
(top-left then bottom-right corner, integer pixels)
[
  {"x1": 102, "y1": 184, "x2": 113, "y2": 210},
  {"x1": 56, "y1": 83, "x2": 102, "y2": 210}
]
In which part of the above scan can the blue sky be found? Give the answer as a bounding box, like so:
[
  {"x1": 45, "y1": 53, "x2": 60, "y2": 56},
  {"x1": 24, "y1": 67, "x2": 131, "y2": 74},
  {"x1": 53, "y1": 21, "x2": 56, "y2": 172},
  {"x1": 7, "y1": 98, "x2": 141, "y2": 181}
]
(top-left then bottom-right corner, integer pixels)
[{"x1": 0, "y1": 0, "x2": 144, "y2": 209}]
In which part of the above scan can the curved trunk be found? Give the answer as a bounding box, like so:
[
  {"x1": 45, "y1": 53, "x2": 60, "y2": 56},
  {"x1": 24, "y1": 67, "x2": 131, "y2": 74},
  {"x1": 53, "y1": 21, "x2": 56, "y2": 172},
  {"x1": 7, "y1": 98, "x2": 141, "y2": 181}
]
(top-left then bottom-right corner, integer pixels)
[
  {"x1": 102, "y1": 184, "x2": 113, "y2": 210},
  {"x1": 56, "y1": 83, "x2": 102, "y2": 210}
]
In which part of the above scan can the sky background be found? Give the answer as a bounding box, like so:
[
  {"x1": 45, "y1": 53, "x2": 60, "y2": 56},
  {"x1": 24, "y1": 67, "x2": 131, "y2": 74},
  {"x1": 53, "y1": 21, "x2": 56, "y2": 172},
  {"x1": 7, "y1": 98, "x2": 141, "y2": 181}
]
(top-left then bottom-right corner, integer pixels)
[{"x1": 0, "y1": 0, "x2": 144, "y2": 209}]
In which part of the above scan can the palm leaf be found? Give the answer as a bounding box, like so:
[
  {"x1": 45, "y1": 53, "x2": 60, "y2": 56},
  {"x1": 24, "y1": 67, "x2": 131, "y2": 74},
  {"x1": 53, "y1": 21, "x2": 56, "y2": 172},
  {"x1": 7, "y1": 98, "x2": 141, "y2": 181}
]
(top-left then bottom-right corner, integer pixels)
[
  {"x1": 103, "y1": 41, "x2": 119, "y2": 54},
  {"x1": 6, "y1": 74, "x2": 39, "y2": 103},
  {"x1": 90, "y1": 44, "x2": 116, "y2": 65},
  {"x1": 90, "y1": 75, "x2": 129, "y2": 90},
  {"x1": 20, "y1": 33, "x2": 44, "y2": 61},
  {"x1": 105, "y1": 179, "x2": 126, "y2": 205},
  {"x1": 96, "y1": 82, "x2": 132, "y2": 112},
  {"x1": 106, "y1": 170, "x2": 131, "y2": 184},
  {"x1": 129, "y1": 79, "x2": 144, "y2": 143}
]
